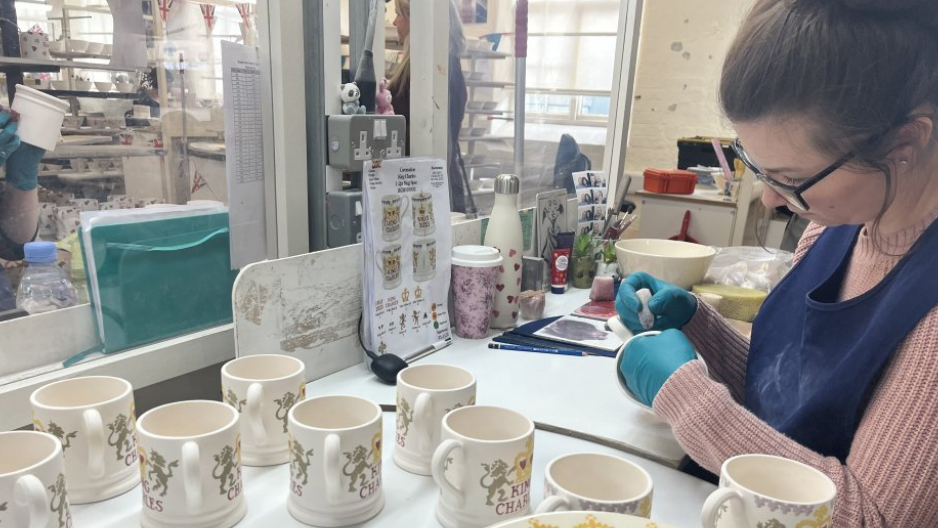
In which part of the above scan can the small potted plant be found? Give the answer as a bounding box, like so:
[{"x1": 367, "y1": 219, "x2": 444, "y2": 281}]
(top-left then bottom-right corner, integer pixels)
[
  {"x1": 596, "y1": 240, "x2": 619, "y2": 276},
  {"x1": 571, "y1": 233, "x2": 595, "y2": 288}
]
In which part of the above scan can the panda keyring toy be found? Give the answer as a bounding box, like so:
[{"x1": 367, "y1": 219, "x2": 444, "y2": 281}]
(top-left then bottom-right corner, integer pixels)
[{"x1": 340, "y1": 82, "x2": 366, "y2": 115}]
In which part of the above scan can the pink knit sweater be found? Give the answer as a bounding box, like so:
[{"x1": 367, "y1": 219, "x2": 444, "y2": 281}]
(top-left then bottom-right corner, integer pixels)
[{"x1": 653, "y1": 213, "x2": 938, "y2": 527}]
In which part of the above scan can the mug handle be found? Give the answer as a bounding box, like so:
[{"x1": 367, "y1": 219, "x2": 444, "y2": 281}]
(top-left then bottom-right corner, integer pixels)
[
  {"x1": 413, "y1": 392, "x2": 432, "y2": 455},
  {"x1": 701, "y1": 487, "x2": 743, "y2": 528},
  {"x1": 14, "y1": 474, "x2": 50, "y2": 528},
  {"x1": 182, "y1": 441, "x2": 202, "y2": 514},
  {"x1": 83, "y1": 408, "x2": 106, "y2": 479},
  {"x1": 375, "y1": 251, "x2": 385, "y2": 272},
  {"x1": 324, "y1": 434, "x2": 342, "y2": 504},
  {"x1": 431, "y1": 439, "x2": 465, "y2": 509},
  {"x1": 245, "y1": 383, "x2": 268, "y2": 445},
  {"x1": 401, "y1": 195, "x2": 410, "y2": 217},
  {"x1": 535, "y1": 495, "x2": 570, "y2": 514}
]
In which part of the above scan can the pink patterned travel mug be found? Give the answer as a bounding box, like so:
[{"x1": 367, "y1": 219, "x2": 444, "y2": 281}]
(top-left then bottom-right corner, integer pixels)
[{"x1": 451, "y1": 246, "x2": 503, "y2": 339}]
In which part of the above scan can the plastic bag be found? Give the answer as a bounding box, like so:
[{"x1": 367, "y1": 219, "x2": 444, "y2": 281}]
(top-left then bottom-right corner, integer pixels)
[{"x1": 704, "y1": 246, "x2": 793, "y2": 293}]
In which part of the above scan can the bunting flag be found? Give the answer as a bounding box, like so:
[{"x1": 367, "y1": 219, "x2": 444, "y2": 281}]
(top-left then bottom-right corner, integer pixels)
[
  {"x1": 191, "y1": 170, "x2": 207, "y2": 194},
  {"x1": 236, "y1": 4, "x2": 253, "y2": 29},
  {"x1": 200, "y1": 5, "x2": 216, "y2": 34},
  {"x1": 156, "y1": 0, "x2": 175, "y2": 23}
]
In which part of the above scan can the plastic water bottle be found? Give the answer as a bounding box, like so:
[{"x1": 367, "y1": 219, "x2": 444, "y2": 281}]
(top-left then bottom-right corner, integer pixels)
[{"x1": 16, "y1": 241, "x2": 78, "y2": 314}]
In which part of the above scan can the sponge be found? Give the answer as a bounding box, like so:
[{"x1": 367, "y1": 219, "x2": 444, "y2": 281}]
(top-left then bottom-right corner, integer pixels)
[{"x1": 691, "y1": 284, "x2": 767, "y2": 322}]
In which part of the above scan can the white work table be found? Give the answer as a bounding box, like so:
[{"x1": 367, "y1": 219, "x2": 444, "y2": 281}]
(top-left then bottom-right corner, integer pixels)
[{"x1": 73, "y1": 288, "x2": 716, "y2": 527}]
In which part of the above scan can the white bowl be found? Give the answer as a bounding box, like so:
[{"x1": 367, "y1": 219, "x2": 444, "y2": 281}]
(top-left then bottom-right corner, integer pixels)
[
  {"x1": 94, "y1": 81, "x2": 112, "y2": 92},
  {"x1": 51, "y1": 80, "x2": 69, "y2": 90},
  {"x1": 102, "y1": 44, "x2": 113, "y2": 56},
  {"x1": 49, "y1": 40, "x2": 66, "y2": 53},
  {"x1": 482, "y1": 101, "x2": 498, "y2": 110},
  {"x1": 66, "y1": 39, "x2": 88, "y2": 53},
  {"x1": 74, "y1": 80, "x2": 93, "y2": 92},
  {"x1": 116, "y1": 82, "x2": 136, "y2": 93},
  {"x1": 466, "y1": 101, "x2": 484, "y2": 110},
  {"x1": 615, "y1": 238, "x2": 716, "y2": 289},
  {"x1": 85, "y1": 42, "x2": 104, "y2": 55}
]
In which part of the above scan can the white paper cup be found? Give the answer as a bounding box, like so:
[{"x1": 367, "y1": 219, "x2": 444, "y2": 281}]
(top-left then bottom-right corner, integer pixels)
[{"x1": 11, "y1": 84, "x2": 69, "y2": 151}]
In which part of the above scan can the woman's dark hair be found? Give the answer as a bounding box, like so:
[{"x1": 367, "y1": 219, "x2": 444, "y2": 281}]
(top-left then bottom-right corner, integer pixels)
[{"x1": 721, "y1": 0, "x2": 938, "y2": 250}]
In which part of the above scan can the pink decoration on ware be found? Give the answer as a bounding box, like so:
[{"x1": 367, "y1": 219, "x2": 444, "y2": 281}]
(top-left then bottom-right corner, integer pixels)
[
  {"x1": 509, "y1": 249, "x2": 518, "y2": 257},
  {"x1": 496, "y1": 284, "x2": 504, "y2": 291},
  {"x1": 514, "y1": 263, "x2": 521, "y2": 271}
]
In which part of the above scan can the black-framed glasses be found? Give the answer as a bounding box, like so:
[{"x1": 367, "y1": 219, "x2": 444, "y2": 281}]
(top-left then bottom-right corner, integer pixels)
[{"x1": 731, "y1": 138, "x2": 852, "y2": 211}]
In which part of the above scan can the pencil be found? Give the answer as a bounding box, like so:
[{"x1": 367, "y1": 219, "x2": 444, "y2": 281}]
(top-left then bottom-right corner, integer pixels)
[{"x1": 487, "y1": 343, "x2": 585, "y2": 357}]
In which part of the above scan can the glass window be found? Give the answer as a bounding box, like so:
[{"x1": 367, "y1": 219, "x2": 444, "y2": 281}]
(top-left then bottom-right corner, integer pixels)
[{"x1": 0, "y1": 0, "x2": 269, "y2": 384}]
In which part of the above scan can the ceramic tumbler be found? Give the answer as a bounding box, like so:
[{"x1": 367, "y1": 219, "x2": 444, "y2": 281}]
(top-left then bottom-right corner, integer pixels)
[
  {"x1": 287, "y1": 395, "x2": 384, "y2": 527},
  {"x1": 412, "y1": 238, "x2": 437, "y2": 282},
  {"x1": 0, "y1": 431, "x2": 73, "y2": 528},
  {"x1": 412, "y1": 191, "x2": 436, "y2": 237},
  {"x1": 535, "y1": 453, "x2": 653, "y2": 517},
  {"x1": 221, "y1": 354, "x2": 306, "y2": 466},
  {"x1": 432, "y1": 406, "x2": 535, "y2": 528},
  {"x1": 701, "y1": 454, "x2": 836, "y2": 528},
  {"x1": 393, "y1": 364, "x2": 476, "y2": 475},
  {"x1": 381, "y1": 194, "x2": 409, "y2": 242},
  {"x1": 136, "y1": 401, "x2": 245, "y2": 528},
  {"x1": 451, "y1": 246, "x2": 503, "y2": 339},
  {"x1": 30, "y1": 376, "x2": 139, "y2": 504},
  {"x1": 376, "y1": 244, "x2": 403, "y2": 290}
]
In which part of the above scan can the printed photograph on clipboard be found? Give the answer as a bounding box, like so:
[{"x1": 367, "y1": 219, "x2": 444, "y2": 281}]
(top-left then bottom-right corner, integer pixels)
[{"x1": 533, "y1": 315, "x2": 623, "y2": 352}]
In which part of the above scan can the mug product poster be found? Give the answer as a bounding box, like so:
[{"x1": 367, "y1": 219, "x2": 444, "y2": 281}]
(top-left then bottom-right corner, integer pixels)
[
  {"x1": 363, "y1": 158, "x2": 453, "y2": 362},
  {"x1": 573, "y1": 170, "x2": 608, "y2": 190}
]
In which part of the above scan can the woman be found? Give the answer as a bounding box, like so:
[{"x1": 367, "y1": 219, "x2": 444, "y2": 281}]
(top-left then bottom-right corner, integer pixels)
[
  {"x1": 0, "y1": 109, "x2": 45, "y2": 310},
  {"x1": 388, "y1": 0, "x2": 469, "y2": 213},
  {"x1": 615, "y1": 1, "x2": 938, "y2": 525}
]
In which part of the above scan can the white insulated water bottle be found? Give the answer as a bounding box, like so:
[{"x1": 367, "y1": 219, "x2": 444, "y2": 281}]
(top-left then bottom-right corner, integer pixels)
[{"x1": 484, "y1": 174, "x2": 523, "y2": 329}]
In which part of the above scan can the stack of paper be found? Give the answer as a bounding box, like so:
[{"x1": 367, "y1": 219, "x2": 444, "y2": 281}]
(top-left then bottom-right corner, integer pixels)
[
  {"x1": 79, "y1": 203, "x2": 238, "y2": 355},
  {"x1": 362, "y1": 158, "x2": 453, "y2": 363}
]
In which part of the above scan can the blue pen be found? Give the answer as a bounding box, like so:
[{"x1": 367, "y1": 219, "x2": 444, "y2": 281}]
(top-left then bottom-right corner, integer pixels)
[{"x1": 487, "y1": 343, "x2": 585, "y2": 357}]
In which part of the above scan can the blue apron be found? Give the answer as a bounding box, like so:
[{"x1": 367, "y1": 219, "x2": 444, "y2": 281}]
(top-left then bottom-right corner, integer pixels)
[{"x1": 746, "y1": 221, "x2": 938, "y2": 462}]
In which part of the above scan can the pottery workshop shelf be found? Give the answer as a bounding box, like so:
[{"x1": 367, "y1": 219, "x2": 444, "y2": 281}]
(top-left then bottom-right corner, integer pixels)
[
  {"x1": 39, "y1": 89, "x2": 138, "y2": 99},
  {"x1": 0, "y1": 56, "x2": 139, "y2": 74},
  {"x1": 43, "y1": 145, "x2": 167, "y2": 160}
]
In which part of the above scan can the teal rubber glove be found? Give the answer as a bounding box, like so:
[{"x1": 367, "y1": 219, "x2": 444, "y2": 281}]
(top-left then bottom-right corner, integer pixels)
[
  {"x1": 615, "y1": 272, "x2": 698, "y2": 334},
  {"x1": 0, "y1": 110, "x2": 22, "y2": 166},
  {"x1": 5, "y1": 139, "x2": 45, "y2": 192},
  {"x1": 620, "y1": 329, "x2": 696, "y2": 406}
]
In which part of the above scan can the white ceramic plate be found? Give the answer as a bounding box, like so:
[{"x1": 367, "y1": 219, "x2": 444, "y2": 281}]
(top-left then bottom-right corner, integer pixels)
[{"x1": 486, "y1": 511, "x2": 676, "y2": 528}]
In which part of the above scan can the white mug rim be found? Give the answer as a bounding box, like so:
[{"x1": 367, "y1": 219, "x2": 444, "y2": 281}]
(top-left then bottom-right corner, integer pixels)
[
  {"x1": 442, "y1": 405, "x2": 533, "y2": 444},
  {"x1": 397, "y1": 364, "x2": 476, "y2": 393},
  {"x1": 30, "y1": 375, "x2": 132, "y2": 411},
  {"x1": 222, "y1": 354, "x2": 305, "y2": 383},
  {"x1": 544, "y1": 452, "x2": 652, "y2": 505},
  {"x1": 0, "y1": 430, "x2": 62, "y2": 478},
  {"x1": 137, "y1": 399, "x2": 239, "y2": 441},
  {"x1": 289, "y1": 394, "x2": 382, "y2": 432},
  {"x1": 721, "y1": 453, "x2": 837, "y2": 506}
]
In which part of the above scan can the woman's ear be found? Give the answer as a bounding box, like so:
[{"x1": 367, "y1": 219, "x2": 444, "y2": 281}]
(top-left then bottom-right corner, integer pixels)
[{"x1": 887, "y1": 111, "x2": 935, "y2": 166}]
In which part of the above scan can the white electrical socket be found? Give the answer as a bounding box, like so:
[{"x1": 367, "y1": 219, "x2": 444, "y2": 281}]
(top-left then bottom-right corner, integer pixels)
[
  {"x1": 353, "y1": 130, "x2": 372, "y2": 160},
  {"x1": 387, "y1": 130, "x2": 402, "y2": 158}
]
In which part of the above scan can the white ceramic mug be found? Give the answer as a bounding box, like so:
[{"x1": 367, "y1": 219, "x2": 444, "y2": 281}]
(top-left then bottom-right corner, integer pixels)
[
  {"x1": 287, "y1": 395, "x2": 384, "y2": 527},
  {"x1": 221, "y1": 354, "x2": 306, "y2": 467},
  {"x1": 11, "y1": 84, "x2": 69, "y2": 151},
  {"x1": 535, "y1": 453, "x2": 653, "y2": 517},
  {"x1": 381, "y1": 194, "x2": 409, "y2": 242},
  {"x1": 136, "y1": 401, "x2": 245, "y2": 528},
  {"x1": 394, "y1": 364, "x2": 476, "y2": 475},
  {"x1": 376, "y1": 244, "x2": 403, "y2": 290},
  {"x1": 30, "y1": 376, "x2": 139, "y2": 504},
  {"x1": 0, "y1": 431, "x2": 73, "y2": 528},
  {"x1": 432, "y1": 406, "x2": 535, "y2": 528},
  {"x1": 701, "y1": 454, "x2": 837, "y2": 528},
  {"x1": 412, "y1": 191, "x2": 436, "y2": 237},
  {"x1": 412, "y1": 238, "x2": 437, "y2": 282}
]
